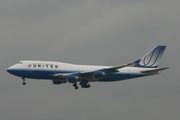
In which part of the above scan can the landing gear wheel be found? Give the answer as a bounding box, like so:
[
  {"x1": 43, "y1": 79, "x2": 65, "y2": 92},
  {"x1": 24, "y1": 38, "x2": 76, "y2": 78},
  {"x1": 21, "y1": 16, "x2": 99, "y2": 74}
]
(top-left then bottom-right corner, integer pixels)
[
  {"x1": 80, "y1": 81, "x2": 90, "y2": 88},
  {"x1": 73, "y1": 83, "x2": 78, "y2": 89},
  {"x1": 79, "y1": 82, "x2": 82, "y2": 85},
  {"x1": 22, "y1": 78, "x2": 26, "y2": 85},
  {"x1": 80, "y1": 83, "x2": 85, "y2": 88},
  {"x1": 87, "y1": 84, "x2": 90, "y2": 88},
  {"x1": 22, "y1": 82, "x2": 26, "y2": 85}
]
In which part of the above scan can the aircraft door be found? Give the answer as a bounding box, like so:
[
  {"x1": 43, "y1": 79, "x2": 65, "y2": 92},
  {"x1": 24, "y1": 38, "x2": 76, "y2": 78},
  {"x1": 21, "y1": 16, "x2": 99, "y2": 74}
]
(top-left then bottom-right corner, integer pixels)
[{"x1": 28, "y1": 63, "x2": 32, "y2": 73}]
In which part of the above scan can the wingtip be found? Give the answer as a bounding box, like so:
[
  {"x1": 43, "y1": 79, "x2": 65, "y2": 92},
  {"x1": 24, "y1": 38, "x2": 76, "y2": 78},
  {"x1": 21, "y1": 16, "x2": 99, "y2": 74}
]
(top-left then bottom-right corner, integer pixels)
[{"x1": 164, "y1": 67, "x2": 170, "y2": 69}]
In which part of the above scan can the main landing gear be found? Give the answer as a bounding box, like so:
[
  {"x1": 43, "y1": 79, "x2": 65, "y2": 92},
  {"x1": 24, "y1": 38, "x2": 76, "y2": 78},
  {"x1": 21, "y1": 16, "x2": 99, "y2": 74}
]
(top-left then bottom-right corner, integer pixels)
[
  {"x1": 79, "y1": 81, "x2": 90, "y2": 88},
  {"x1": 72, "y1": 81, "x2": 91, "y2": 90},
  {"x1": 22, "y1": 78, "x2": 26, "y2": 85},
  {"x1": 73, "y1": 82, "x2": 78, "y2": 90}
]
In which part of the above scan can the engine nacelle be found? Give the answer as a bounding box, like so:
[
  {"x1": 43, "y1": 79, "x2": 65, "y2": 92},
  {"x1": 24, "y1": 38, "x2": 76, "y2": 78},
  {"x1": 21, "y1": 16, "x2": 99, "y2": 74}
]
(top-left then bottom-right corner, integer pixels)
[
  {"x1": 93, "y1": 70, "x2": 106, "y2": 77},
  {"x1": 52, "y1": 80, "x2": 67, "y2": 85},
  {"x1": 67, "y1": 74, "x2": 80, "y2": 83}
]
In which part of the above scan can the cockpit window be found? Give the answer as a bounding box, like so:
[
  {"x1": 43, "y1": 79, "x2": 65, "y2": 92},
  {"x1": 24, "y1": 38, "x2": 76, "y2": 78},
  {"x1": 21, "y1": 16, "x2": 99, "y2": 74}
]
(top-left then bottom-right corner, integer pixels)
[{"x1": 17, "y1": 62, "x2": 22, "y2": 64}]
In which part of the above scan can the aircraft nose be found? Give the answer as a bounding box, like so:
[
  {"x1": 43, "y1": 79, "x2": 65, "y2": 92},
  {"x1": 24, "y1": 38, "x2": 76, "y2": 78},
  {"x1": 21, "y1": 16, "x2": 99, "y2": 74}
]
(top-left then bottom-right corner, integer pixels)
[
  {"x1": 7, "y1": 66, "x2": 16, "y2": 75},
  {"x1": 7, "y1": 67, "x2": 13, "y2": 74},
  {"x1": 7, "y1": 66, "x2": 22, "y2": 77}
]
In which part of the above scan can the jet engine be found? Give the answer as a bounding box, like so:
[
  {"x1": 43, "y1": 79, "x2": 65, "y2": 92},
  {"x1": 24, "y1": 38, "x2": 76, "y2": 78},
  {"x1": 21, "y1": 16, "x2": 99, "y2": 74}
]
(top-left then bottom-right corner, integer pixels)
[
  {"x1": 93, "y1": 70, "x2": 106, "y2": 77},
  {"x1": 67, "y1": 74, "x2": 81, "y2": 83}
]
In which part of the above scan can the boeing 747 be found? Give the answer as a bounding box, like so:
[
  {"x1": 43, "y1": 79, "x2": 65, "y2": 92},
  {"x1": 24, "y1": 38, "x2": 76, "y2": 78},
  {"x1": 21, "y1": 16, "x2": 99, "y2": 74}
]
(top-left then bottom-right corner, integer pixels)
[{"x1": 7, "y1": 45, "x2": 169, "y2": 89}]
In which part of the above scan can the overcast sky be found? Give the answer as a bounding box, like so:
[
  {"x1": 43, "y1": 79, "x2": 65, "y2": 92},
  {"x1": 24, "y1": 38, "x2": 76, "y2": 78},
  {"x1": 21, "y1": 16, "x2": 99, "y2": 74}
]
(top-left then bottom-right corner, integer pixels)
[{"x1": 0, "y1": 0, "x2": 180, "y2": 120}]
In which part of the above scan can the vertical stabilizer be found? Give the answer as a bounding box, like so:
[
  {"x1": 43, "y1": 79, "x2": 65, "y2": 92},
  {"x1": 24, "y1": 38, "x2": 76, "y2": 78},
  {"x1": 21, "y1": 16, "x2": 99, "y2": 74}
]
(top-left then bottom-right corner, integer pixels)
[{"x1": 134, "y1": 46, "x2": 166, "y2": 68}]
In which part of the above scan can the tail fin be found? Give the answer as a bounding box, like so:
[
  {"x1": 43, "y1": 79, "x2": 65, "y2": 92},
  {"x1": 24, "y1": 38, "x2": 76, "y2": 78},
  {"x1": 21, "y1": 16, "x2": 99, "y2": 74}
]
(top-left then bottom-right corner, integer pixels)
[{"x1": 133, "y1": 45, "x2": 166, "y2": 68}]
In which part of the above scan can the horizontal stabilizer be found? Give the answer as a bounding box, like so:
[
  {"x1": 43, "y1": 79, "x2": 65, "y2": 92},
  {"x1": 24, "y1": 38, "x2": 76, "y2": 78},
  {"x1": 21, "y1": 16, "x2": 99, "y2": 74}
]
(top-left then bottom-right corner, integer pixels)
[{"x1": 140, "y1": 67, "x2": 170, "y2": 74}]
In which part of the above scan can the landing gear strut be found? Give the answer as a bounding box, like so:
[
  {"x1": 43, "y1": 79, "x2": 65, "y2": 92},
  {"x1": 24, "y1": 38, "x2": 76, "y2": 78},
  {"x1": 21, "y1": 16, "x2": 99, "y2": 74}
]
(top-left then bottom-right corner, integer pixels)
[
  {"x1": 22, "y1": 78, "x2": 26, "y2": 85},
  {"x1": 73, "y1": 82, "x2": 78, "y2": 89}
]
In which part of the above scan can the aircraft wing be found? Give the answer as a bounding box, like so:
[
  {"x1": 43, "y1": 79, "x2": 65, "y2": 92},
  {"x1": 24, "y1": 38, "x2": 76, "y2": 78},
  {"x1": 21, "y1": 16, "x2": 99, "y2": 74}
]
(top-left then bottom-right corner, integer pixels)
[
  {"x1": 81, "y1": 62, "x2": 135, "y2": 75},
  {"x1": 54, "y1": 62, "x2": 135, "y2": 82}
]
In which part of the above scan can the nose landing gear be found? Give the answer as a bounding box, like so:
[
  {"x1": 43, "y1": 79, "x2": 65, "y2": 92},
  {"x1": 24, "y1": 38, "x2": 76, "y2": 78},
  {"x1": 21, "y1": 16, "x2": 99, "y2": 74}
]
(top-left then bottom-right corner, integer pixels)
[{"x1": 22, "y1": 78, "x2": 26, "y2": 85}]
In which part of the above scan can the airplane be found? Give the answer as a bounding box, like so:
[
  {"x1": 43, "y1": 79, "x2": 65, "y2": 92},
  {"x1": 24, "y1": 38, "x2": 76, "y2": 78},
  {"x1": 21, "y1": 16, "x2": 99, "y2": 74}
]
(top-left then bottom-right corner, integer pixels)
[{"x1": 7, "y1": 45, "x2": 169, "y2": 89}]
